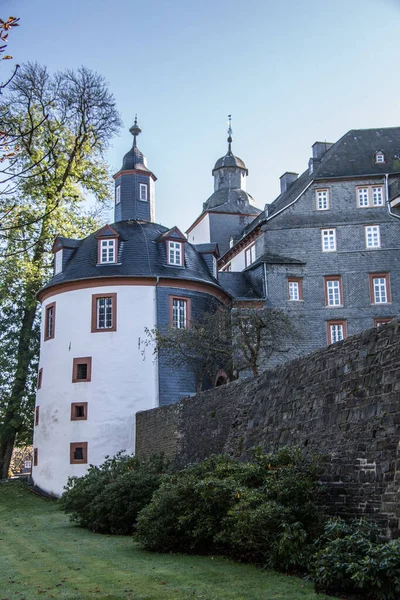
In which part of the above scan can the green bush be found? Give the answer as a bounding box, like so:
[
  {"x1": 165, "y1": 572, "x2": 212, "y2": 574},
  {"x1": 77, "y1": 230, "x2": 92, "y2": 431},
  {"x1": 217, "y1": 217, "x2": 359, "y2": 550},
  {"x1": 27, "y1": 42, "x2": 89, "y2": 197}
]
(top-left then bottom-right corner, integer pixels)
[
  {"x1": 312, "y1": 518, "x2": 400, "y2": 599},
  {"x1": 60, "y1": 453, "x2": 167, "y2": 534},
  {"x1": 136, "y1": 447, "x2": 323, "y2": 570}
]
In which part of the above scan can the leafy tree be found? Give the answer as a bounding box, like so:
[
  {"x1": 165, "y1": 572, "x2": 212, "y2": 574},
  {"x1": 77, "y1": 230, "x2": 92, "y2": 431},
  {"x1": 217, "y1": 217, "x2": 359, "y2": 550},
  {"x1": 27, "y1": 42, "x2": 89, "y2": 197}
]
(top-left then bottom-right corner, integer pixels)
[{"x1": 0, "y1": 62, "x2": 121, "y2": 478}]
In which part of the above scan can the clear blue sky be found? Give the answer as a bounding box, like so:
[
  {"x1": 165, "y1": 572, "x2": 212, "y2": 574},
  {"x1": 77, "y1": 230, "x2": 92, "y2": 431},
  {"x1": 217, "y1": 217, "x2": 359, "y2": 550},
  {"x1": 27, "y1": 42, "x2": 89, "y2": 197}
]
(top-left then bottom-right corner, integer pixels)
[{"x1": 2, "y1": 0, "x2": 400, "y2": 231}]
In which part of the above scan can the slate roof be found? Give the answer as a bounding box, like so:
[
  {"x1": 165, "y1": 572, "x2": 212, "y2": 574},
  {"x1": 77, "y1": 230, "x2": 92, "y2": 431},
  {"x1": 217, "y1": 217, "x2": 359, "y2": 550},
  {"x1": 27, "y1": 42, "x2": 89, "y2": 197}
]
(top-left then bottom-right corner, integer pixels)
[
  {"x1": 389, "y1": 177, "x2": 400, "y2": 201},
  {"x1": 244, "y1": 252, "x2": 305, "y2": 271},
  {"x1": 218, "y1": 272, "x2": 263, "y2": 299},
  {"x1": 203, "y1": 188, "x2": 262, "y2": 214},
  {"x1": 194, "y1": 243, "x2": 219, "y2": 256},
  {"x1": 213, "y1": 152, "x2": 247, "y2": 173},
  {"x1": 42, "y1": 221, "x2": 224, "y2": 294},
  {"x1": 121, "y1": 144, "x2": 151, "y2": 172}
]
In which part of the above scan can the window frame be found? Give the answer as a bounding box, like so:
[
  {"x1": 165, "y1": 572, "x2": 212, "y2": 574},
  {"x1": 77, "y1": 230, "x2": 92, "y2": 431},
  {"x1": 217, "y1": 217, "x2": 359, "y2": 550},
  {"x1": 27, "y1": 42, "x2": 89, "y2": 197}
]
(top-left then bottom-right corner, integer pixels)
[
  {"x1": 115, "y1": 184, "x2": 121, "y2": 204},
  {"x1": 33, "y1": 448, "x2": 38, "y2": 467},
  {"x1": 91, "y1": 293, "x2": 117, "y2": 332},
  {"x1": 98, "y1": 238, "x2": 117, "y2": 264},
  {"x1": 169, "y1": 295, "x2": 191, "y2": 329},
  {"x1": 287, "y1": 277, "x2": 303, "y2": 301},
  {"x1": 356, "y1": 185, "x2": 384, "y2": 208},
  {"x1": 44, "y1": 302, "x2": 56, "y2": 341},
  {"x1": 375, "y1": 152, "x2": 385, "y2": 164},
  {"x1": 72, "y1": 357, "x2": 92, "y2": 383},
  {"x1": 167, "y1": 240, "x2": 184, "y2": 266},
  {"x1": 37, "y1": 368, "x2": 43, "y2": 390},
  {"x1": 324, "y1": 275, "x2": 343, "y2": 307},
  {"x1": 245, "y1": 243, "x2": 256, "y2": 267},
  {"x1": 369, "y1": 273, "x2": 391, "y2": 304},
  {"x1": 35, "y1": 406, "x2": 39, "y2": 426},
  {"x1": 365, "y1": 225, "x2": 381, "y2": 249},
  {"x1": 374, "y1": 317, "x2": 393, "y2": 328},
  {"x1": 54, "y1": 249, "x2": 63, "y2": 275},
  {"x1": 326, "y1": 320, "x2": 347, "y2": 344},
  {"x1": 71, "y1": 402, "x2": 88, "y2": 421},
  {"x1": 316, "y1": 189, "x2": 330, "y2": 211},
  {"x1": 70, "y1": 442, "x2": 88, "y2": 465},
  {"x1": 321, "y1": 228, "x2": 337, "y2": 252},
  {"x1": 139, "y1": 182, "x2": 148, "y2": 201}
]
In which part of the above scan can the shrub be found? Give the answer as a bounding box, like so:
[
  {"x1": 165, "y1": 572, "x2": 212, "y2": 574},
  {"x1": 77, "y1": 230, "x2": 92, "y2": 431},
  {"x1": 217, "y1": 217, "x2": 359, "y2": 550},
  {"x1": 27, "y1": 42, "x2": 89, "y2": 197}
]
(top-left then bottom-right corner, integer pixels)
[
  {"x1": 60, "y1": 453, "x2": 167, "y2": 534},
  {"x1": 136, "y1": 447, "x2": 323, "y2": 570},
  {"x1": 312, "y1": 518, "x2": 400, "y2": 599}
]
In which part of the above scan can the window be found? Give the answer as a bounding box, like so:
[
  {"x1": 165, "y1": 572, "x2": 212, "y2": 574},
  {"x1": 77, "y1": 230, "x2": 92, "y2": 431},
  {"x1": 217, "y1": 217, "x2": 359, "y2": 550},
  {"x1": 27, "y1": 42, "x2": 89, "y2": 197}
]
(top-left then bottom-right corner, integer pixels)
[
  {"x1": 357, "y1": 186, "x2": 384, "y2": 207},
  {"x1": 24, "y1": 460, "x2": 32, "y2": 470},
  {"x1": 71, "y1": 402, "x2": 88, "y2": 421},
  {"x1": 33, "y1": 448, "x2": 38, "y2": 466},
  {"x1": 37, "y1": 368, "x2": 43, "y2": 390},
  {"x1": 115, "y1": 185, "x2": 121, "y2": 204},
  {"x1": 170, "y1": 296, "x2": 190, "y2": 328},
  {"x1": 375, "y1": 152, "x2": 385, "y2": 164},
  {"x1": 72, "y1": 357, "x2": 92, "y2": 383},
  {"x1": 324, "y1": 276, "x2": 342, "y2": 306},
  {"x1": 70, "y1": 442, "x2": 88, "y2": 464},
  {"x1": 288, "y1": 278, "x2": 303, "y2": 301},
  {"x1": 91, "y1": 293, "x2": 117, "y2": 332},
  {"x1": 321, "y1": 229, "x2": 336, "y2": 252},
  {"x1": 139, "y1": 183, "x2": 148, "y2": 201},
  {"x1": 245, "y1": 244, "x2": 256, "y2": 267},
  {"x1": 54, "y1": 249, "x2": 63, "y2": 275},
  {"x1": 99, "y1": 239, "x2": 116, "y2": 264},
  {"x1": 44, "y1": 302, "x2": 56, "y2": 341},
  {"x1": 365, "y1": 225, "x2": 380, "y2": 248},
  {"x1": 374, "y1": 317, "x2": 393, "y2": 328},
  {"x1": 327, "y1": 320, "x2": 347, "y2": 344},
  {"x1": 168, "y1": 241, "x2": 184, "y2": 266},
  {"x1": 316, "y1": 189, "x2": 329, "y2": 210},
  {"x1": 35, "y1": 406, "x2": 39, "y2": 426},
  {"x1": 369, "y1": 273, "x2": 391, "y2": 304}
]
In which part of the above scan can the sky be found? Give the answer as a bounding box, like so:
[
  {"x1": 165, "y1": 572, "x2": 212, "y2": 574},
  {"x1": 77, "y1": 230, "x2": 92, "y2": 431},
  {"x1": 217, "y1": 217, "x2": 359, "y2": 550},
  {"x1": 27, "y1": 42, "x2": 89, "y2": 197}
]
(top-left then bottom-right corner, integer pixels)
[{"x1": 2, "y1": 0, "x2": 400, "y2": 232}]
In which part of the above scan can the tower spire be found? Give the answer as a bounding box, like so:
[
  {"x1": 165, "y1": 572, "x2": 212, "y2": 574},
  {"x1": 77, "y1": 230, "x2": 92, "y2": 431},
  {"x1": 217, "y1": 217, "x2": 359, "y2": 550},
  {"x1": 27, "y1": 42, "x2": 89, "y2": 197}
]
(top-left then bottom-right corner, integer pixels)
[
  {"x1": 227, "y1": 114, "x2": 233, "y2": 155},
  {"x1": 129, "y1": 114, "x2": 142, "y2": 148}
]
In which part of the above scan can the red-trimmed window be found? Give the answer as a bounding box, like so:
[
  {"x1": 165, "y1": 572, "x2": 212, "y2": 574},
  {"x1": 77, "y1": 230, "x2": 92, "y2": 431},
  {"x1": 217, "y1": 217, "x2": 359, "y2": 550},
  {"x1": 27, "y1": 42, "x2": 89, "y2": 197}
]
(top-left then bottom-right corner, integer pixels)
[
  {"x1": 170, "y1": 296, "x2": 190, "y2": 328},
  {"x1": 374, "y1": 317, "x2": 393, "y2": 328},
  {"x1": 71, "y1": 402, "x2": 88, "y2": 421},
  {"x1": 91, "y1": 294, "x2": 117, "y2": 332},
  {"x1": 37, "y1": 368, "x2": 43, "y2": 390},
  {"x1": 168, "y1": 241, "x2": 184, "y2": 266},
  {"x1": 72, "y1": 358, "x2": 92, "y2": 383},
  {"x1": 35, "y1": 406, "x2": 39, "y2": 426},
  {"x1": 288, "y1": 278, "x2": 303, "y2": 301},
  {"x1": 70, "y1": 442, "x2": 88, "y2": 464},
  {"x1": 44, "y1": 302, "x2": 56, "y2": 341},
  {"x1": 324, "y1": 276, "x2": 343, "y2": 307},
  {"x1": 33, "y1": 448, "x2": 38, "y2": 467},
  {"x1": 327, "y1": 320, "x2": 347, "y2": 344},
  {"x1": 369, "y1": 273, "x2": 391, "y2": 304}
]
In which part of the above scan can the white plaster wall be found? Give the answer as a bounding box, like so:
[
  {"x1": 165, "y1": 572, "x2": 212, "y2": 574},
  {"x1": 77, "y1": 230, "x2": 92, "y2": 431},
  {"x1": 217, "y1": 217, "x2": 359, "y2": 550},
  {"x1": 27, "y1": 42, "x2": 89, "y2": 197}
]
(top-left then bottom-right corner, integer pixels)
[
  {"x1": 32, "y1": 284, "x2": 158, "y2": 497},
  {"x1": 229, "y1": 247, "x2": 246, "y2": 272},
  {"x1": 188, "y1": 213, "x2": 210, "y2": 244}
]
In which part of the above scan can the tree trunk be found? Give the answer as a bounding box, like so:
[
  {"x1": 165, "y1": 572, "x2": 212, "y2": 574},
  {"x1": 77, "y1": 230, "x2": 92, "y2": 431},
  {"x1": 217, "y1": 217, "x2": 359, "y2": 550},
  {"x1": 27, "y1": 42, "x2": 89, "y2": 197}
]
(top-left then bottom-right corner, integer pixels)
[{"x1": 0, "y1": 434, "x2": 16, "y2": 479}]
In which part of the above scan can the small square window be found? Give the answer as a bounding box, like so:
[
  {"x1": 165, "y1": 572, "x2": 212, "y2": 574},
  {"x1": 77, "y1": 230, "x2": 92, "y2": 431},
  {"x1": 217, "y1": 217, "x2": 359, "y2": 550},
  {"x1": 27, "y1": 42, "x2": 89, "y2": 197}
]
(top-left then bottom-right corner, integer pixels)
[
  {"x1": 170, "y1": 296, "x2": 190, "y2": 328},
  {"x1": 324, "y1": 276, "x2": 342, "y2": 307},
  {"x1": 375, "y1": 152, "x2": 385, "y2": 164},
  {"x1": 91, "y1": 294, "x2": 117, "y2": 332},
  {"x1": 54, "y1": 249, "x2": 63, "y2": 275},
  {"x1": 168, "y1": 241, "x2": 184, "y2": 266},
  {"x1": 70, "y1": 442, "x2": 88, "y2": 464},
  {"x1": 369, "y1": 273, "x2": 391, "y2": 304},
  {"x1": 288, "y1": 278, "x2": 303, "y2": 301},
  {"x1": 365, "y1": 225, "x2": 380, "y2": 248},
  {"x1": 71, "y1": 402, "x2": 88, "y2": 421},
  {"x1": 72, "y1": 357, "x2": 92, "y2": 383},
  {"x1": 327, "y1": 320, "x2": 347, "y2": 344},
  {"x1": 44, "y1": 302, "x2": 56, "y2": 341},
  {"x1": 139, "y1": 183, "x2": 148, "y2": 201},
  {"x1": 316, "y1": 189, "x2": 329, "y2": 210},
  {"x1": 321, "y1": 229, "x2": 336, "y2": 252}
]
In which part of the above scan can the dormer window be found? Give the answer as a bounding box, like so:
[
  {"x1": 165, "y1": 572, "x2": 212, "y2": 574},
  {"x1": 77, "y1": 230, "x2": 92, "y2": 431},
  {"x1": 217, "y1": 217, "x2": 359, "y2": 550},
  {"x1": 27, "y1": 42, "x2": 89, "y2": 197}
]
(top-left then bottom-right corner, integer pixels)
[
  {"x1": 139, "y1": 183, "x2": 148, "y2": 201},
  {"x1": 375, "y1": 151, "x2": 385, "y2": 164},
  {"x1": 99, "y1": 239, "x2": 116, "y2": 263},
  {"x1": 168, "y1": 241, "x2": 183, "y2": 266},
  {"x1": 54, "y1": 249, "x2": 63, "y2": 275},
  {"x1": 115, "y1": 185, "x2": 121, "y2": 204}
]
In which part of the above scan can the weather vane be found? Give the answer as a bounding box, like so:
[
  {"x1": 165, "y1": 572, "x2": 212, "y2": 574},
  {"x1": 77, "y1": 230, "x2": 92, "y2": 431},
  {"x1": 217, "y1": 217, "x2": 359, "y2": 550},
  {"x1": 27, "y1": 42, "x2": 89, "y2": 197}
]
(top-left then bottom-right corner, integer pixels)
[{"x1": 227, "y1": 114, "x2": 232, "y2": 153}]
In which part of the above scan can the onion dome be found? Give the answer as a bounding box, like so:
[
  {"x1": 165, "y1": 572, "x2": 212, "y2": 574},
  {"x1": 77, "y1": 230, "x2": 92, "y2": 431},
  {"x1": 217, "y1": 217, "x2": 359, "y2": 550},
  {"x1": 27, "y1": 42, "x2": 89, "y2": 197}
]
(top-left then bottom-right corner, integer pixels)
[{"x1": 121, "y1": 116, "x2": 150, "y2": 172}]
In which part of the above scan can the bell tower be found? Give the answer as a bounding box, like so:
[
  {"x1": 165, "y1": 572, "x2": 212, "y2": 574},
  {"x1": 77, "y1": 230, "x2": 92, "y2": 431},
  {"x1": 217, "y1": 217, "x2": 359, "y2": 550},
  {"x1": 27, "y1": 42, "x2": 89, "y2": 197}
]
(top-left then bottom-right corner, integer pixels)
[{"x1": 113, "y1": 117, "x2": 157, "y2": 222}]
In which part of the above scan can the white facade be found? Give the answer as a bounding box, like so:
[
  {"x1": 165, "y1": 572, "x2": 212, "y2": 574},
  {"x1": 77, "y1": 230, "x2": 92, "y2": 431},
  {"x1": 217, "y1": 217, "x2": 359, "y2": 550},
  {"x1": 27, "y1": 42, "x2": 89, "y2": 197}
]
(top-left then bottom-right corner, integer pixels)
[
  {"x1": 32, "y1": 283, "x2": 158, "y2": 497},
  {"x1": 187, "y1": 213, "x2": 210, "y2": 245}
]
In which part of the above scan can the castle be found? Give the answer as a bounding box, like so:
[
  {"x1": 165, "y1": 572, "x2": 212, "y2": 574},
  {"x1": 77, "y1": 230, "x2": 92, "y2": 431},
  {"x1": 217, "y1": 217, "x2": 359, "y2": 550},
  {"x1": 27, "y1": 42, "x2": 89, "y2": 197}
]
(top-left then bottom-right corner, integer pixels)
[{"x1": 32, "y1": 120, "x2": 400, "y2": 496}]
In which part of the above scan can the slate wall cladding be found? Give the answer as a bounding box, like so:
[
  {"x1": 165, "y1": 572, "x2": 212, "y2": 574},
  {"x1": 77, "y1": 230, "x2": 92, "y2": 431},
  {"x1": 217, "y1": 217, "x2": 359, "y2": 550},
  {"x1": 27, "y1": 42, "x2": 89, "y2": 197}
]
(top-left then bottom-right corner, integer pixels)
[{"x1": 136, "y1": 320, "x2": 400, "y2": 536}]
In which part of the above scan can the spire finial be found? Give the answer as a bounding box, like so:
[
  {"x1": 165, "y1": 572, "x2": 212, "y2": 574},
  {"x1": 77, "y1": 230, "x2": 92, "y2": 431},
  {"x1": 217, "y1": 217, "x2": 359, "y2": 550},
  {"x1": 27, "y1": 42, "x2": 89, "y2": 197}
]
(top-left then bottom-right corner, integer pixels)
[
  {"x1": 129, "y1": 114, "x2": 142, "y2": 147},
  {"x1": 227, "y1": 114, "x2": 232, "y2": 154}
]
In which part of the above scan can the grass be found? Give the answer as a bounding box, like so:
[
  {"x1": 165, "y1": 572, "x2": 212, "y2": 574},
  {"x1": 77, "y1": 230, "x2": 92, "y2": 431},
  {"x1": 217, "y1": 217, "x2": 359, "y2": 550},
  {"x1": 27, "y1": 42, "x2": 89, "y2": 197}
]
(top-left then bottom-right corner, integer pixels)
[{"x1": 0, "y1": 481, "x2": 333, "y2": 600}]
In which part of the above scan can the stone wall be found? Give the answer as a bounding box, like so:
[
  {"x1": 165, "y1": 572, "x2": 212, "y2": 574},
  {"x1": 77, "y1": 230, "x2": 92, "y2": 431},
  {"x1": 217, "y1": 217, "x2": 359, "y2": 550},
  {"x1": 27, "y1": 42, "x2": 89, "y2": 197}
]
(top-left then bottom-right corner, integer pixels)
[{"x1": 136, "y1": 320, "x2": 400, "y2": 536}]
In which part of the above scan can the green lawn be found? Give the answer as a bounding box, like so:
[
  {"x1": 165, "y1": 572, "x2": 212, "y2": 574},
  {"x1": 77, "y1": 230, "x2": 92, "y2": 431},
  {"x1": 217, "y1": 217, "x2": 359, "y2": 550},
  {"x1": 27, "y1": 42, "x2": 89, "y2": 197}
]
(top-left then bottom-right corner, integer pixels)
[{"x1": 0, "y1": 481, "x2": 333, "y2": 600}]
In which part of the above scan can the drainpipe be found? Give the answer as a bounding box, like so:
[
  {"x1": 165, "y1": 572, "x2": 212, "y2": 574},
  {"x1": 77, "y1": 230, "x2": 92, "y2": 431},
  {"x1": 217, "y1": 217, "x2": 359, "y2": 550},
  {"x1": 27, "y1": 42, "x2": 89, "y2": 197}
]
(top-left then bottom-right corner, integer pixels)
[
  {"x1": 263, "y1": 262, "x2": 268, "y2": 300},
  {"x1": 385, "y1": 173, "x2": 400, "y2": 220}
]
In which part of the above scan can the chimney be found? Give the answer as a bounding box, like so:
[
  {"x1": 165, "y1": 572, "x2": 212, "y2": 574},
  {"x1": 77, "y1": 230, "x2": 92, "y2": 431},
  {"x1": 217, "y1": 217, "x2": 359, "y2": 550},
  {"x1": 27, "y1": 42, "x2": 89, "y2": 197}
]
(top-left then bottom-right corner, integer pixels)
[
  {"x1": 279, "y1": 172, "x2": 298, "y2": 193},
  {"x1": 312, "y1": 141, "x2": 333, "y2": 159}
]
